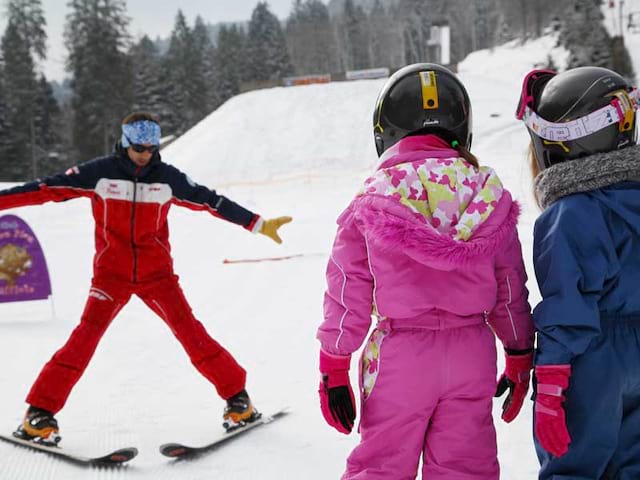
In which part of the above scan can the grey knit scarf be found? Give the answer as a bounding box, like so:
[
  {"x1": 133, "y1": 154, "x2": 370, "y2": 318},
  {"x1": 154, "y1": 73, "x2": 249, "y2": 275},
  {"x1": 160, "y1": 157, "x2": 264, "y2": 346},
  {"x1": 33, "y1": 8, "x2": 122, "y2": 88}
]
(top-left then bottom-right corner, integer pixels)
[{"x1": 534, "y1": 145, "x2": 640, "y2": 209}]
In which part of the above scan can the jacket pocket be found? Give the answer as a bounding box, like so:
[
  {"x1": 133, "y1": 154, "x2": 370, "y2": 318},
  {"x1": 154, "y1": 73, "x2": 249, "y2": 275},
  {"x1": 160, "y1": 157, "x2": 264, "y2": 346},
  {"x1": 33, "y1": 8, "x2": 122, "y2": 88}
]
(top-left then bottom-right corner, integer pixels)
[{"x1": 361, "y1": 328, "x2": 387, "y2": 401}]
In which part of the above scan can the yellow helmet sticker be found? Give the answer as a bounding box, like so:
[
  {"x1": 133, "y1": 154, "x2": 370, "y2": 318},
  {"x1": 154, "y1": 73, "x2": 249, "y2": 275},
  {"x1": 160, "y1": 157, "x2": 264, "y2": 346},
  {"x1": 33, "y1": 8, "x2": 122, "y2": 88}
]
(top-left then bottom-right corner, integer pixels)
[{"x1": 419, "y1": 71, "x2": 439, "y2": 110}]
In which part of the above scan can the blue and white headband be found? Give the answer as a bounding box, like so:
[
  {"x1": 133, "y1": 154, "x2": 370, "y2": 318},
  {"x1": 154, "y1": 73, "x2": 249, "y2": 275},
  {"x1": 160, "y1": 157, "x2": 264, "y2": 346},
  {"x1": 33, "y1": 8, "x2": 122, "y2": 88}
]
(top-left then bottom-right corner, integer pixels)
[{"x1": 121, "y1": 120, "x2": 161, "y2": 147}]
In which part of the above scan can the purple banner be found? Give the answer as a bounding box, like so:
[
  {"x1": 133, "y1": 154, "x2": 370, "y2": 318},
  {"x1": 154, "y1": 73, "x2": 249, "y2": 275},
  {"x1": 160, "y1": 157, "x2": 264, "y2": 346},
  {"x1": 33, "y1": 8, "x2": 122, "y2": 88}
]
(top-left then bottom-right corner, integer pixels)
[{"x1": 0, "y1": 214, "x2": 52, "y2": 303}]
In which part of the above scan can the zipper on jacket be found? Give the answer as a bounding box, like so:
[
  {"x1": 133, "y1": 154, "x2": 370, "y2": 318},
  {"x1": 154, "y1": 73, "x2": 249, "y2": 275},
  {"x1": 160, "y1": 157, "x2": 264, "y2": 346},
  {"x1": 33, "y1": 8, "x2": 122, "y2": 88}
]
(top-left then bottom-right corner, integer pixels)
[{"x1": 131, "y1": 176, "x2": 139, "y2": 283}]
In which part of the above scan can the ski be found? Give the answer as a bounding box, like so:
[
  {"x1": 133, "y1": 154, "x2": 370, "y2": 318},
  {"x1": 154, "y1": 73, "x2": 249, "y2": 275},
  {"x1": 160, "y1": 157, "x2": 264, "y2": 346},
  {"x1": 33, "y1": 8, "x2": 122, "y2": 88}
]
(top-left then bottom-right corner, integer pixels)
[
  {"x1": 159, "y1": 408, "x2": 289, "y2": 460},
  {"x1": 0, "y1": 433, "x2": 138, "y2": 466}
]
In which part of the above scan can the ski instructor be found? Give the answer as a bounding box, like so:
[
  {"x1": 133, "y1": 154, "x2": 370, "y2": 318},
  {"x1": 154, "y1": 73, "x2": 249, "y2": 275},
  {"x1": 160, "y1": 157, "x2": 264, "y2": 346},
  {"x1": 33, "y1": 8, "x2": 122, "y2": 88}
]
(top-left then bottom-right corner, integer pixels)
[{"x1": 0, "y1": 112, "x2": 292, "y2": 445}]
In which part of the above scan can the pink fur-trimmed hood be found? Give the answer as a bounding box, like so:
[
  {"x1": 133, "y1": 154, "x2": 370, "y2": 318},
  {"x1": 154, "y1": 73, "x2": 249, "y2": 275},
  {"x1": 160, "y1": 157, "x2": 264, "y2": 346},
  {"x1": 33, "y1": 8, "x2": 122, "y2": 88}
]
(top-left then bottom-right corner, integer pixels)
[
  {"x1": 348, "y1": 191, "x2": 519, "y2": 270},
  {"x1": 359, "y1": 136, "x2": 512, "y2": 254},
  {"x1": 345, "y1": 135, "x2": 521, "y2": 270}
]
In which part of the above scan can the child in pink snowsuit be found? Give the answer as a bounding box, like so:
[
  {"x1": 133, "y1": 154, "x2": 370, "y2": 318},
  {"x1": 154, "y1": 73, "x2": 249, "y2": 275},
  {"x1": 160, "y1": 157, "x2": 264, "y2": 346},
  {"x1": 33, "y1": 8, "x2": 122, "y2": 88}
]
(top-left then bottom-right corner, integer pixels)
[{"x1": 317, "y1": 64, "x2": 535, "y2": 480}]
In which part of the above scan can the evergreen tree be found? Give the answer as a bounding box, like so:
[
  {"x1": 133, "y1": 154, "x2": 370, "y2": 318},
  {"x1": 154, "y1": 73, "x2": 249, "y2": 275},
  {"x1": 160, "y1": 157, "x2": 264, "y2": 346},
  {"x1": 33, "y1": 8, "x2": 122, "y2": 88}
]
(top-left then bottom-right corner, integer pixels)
[
  {"x1": 2, "y1": 19, "x2": 38, "y2": 179},
  {"x1": 65, "y1": 0, "x2": 132, "y2": 159},
  {"x1": 160, "y1": 10, "x2": 194, "y2": 135},
  {"x1": 191, "y1": 15, "x2": 217, "y2": 119},
  {"x1": 130, "y1": 36, "x2": 165, "y2": 116},
  {"x1": 285, "y1": 0, "x2": 304, "y2": 73},
  {"x1": 33, "y1": 74, "x2": 62, "y2": 176},
  {"x1": 342, "y1": 0, "x2": 370, "y2": 70},
  {"x1": 0, "y1": 0, "x2": 47, "y2": 180},
  {"x1": 368, "y1": 0, "x2": 403, "y2": 69},
  {"x1": 6, "y1": 0, "x2": 46, "y2": 59},
  {"x1": 611, "y1": 35, "x2": 635, "y2": 82},
  {"x1": 493, "y1": 0, "x2": 566, "y2": 39},
  {"x1": 286, "y1": 0, "x2": 337, "y2": 75},
  {"x1": 307, "y1": 0, "x2": 339, "y2": 73},
  {"x1": 214, "y1": 24, "x2": 247, "y2": 102},
  {"x1": 368, "y1": 0, "x2": 386, "y2": 66},
  {"x1": 55, "y1": 95, "x2": 75, "y2": 169},
  {"x1": 560, "y1": 0, "x2": 615, "y2": 70},
  {"x1": 160, "y1": 10, "x2": 219, "y2": 133},
  {"x1": 474, "y1": 0, "x2": 492, "y2": 49},
  {"x1": 0, "y1": 57, "x2": 13, "y2": 173},
  {"x1": 247, "y1": 2, "x2": 292, "y2": 81}
]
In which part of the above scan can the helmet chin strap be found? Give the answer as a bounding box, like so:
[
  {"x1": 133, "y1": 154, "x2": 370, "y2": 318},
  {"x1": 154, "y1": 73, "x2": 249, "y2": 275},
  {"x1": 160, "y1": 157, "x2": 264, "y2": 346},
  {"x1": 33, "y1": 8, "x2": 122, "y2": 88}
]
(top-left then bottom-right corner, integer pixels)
[{"x1": 520, "y1": 89, "x2": 639, "y2": 142}]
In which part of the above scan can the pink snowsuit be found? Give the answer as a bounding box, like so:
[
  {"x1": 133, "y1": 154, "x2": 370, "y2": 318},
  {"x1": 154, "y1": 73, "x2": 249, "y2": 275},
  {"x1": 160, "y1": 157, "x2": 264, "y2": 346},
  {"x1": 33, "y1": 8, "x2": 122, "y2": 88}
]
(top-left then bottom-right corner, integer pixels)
[{"x1": 317, "y1": 135, "x2": 534, "y2": 480}]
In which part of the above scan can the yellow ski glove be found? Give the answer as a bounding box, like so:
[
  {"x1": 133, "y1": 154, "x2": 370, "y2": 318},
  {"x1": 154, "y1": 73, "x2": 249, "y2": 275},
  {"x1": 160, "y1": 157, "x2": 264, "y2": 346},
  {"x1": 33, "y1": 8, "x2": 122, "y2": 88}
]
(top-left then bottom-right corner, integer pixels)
[{"x1": 259, "y1": 216, "x2": 292, "y2": 244}]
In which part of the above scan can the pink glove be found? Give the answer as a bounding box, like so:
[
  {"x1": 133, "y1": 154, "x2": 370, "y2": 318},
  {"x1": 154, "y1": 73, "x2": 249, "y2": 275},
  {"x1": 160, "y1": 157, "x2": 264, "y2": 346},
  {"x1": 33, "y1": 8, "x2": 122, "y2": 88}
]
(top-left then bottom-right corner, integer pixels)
[
  {"x1": 318, "y1": 350, "x2": 356, "y2": 434},
  {"x1": 494, "y1": 349, "x2": 534, "y2": 423},
  {"x1": 534, "y1": 364, "x2": 572, "y2": 457}
]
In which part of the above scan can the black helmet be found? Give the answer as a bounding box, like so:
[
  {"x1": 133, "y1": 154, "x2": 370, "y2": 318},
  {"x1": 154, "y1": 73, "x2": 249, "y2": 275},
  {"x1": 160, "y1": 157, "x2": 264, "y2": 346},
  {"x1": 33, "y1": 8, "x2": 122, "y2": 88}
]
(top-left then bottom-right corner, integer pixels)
[
  {"x1": 373, "y1": 63, "x2": 472, "y2": 156},
  {"x1": 517, "y1": 66, "x2": 637, "y2": 170}
]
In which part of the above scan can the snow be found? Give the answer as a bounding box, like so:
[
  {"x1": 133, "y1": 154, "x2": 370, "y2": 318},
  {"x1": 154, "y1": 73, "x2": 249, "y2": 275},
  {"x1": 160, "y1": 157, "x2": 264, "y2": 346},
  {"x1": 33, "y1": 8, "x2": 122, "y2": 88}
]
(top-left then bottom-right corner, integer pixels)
[
  {"x1": 0, "y1": 34, "x2": 591, "y2": 479},
  {"x1": 161, "y1": 79, "x2": 383, "y2": 186}
]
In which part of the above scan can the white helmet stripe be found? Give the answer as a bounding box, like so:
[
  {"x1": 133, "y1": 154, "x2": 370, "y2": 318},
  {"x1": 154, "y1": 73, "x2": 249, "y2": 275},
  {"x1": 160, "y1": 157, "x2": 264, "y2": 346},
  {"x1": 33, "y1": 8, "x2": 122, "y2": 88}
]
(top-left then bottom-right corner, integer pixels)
[{"x1": 521, "y1": 89, "x2": 638, "y2": 141}]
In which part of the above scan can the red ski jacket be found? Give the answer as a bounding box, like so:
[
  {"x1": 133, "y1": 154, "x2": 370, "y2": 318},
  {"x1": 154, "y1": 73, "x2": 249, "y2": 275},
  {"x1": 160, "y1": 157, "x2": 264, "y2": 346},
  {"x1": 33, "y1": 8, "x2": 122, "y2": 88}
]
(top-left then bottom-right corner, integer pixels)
[{"x1": 0, "y1": 145, "x2": 261, "y2": 283}]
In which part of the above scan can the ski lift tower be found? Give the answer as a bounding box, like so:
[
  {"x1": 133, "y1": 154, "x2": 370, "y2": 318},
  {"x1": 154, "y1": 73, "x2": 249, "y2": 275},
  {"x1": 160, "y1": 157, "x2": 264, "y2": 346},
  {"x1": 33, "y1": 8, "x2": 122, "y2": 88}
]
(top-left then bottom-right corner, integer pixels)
[{"x1": 427, "y1": 21, "x2": 451, "y2": 66}]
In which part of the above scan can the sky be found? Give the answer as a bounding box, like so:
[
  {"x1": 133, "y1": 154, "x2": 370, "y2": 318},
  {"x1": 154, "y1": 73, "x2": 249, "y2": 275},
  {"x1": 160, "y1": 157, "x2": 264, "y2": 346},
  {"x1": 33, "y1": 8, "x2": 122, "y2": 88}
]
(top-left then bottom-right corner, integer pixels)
[{"x1": 0, "y1": 0, "x2": 298, "y2": 82}]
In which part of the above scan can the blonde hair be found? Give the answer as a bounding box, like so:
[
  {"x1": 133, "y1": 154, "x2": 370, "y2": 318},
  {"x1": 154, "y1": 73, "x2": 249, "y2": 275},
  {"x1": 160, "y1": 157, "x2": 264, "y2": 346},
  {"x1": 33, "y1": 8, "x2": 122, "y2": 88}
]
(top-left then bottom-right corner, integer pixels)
[{"x1": 528, "y1": 142, "x2": 542, "y2": 209}]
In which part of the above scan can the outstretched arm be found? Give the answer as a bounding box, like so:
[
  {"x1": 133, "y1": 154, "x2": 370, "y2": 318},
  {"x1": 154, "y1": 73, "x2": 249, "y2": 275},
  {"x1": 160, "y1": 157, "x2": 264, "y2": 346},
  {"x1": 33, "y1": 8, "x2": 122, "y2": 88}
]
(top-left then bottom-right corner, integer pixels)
[
  {"x1": 0, "y1": 162, "x2": 98, "y2": 210},
  {"x1": 168, "y1": 166, "x2": 291, "y2": 242},
  {"x1": 168, "y1": 166, "x2": 259, "y2": 229}
]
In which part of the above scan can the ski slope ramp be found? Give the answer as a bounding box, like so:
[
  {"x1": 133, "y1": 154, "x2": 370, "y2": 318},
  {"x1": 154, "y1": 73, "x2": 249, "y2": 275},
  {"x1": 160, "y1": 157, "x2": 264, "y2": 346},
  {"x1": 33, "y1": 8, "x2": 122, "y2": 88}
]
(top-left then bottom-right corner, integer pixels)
[{"x1": 161, "y1": 79, "x2": 383, "y2": 186}]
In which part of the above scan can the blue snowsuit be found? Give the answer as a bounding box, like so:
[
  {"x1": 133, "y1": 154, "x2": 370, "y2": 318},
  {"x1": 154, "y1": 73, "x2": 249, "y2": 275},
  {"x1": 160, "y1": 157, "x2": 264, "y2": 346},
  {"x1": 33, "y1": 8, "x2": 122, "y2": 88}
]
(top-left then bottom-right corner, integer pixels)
[{"x1": 533, "y1": 181, "x2": 640, "y2": 479}]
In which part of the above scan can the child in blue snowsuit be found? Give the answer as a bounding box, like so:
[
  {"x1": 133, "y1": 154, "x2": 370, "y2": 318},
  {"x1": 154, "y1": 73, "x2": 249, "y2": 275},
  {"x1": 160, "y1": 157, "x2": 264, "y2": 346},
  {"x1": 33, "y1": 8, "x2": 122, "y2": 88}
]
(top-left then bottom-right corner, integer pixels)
[{"x1": 517, "y1": 66, "x2": 640, "y2": 479}]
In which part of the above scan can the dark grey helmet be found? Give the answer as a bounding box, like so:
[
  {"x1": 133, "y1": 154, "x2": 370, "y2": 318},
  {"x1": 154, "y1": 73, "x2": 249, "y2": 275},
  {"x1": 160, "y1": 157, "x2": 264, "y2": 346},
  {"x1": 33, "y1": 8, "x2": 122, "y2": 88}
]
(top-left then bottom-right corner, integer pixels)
[
  {"x1": 528, "y1": 66, "x2": 636, "y2": 169},
  {"x1": 373, "y1": 63, "x2": 472, "y2": 156}
]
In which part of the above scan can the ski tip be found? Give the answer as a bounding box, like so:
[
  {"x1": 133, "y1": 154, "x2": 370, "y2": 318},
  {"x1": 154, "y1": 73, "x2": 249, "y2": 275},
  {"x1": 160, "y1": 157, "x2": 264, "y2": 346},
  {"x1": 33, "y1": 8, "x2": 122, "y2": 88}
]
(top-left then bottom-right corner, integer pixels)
[
  {"x1": 112, "y1": 447, "x2": 138, "y2": 461},
  {"x1": 92, "y1": 447, "x2": 138, "y2": 465},
  {"x1": 159, "y1": 443, "x2": 191, "y2": 458},
  {"x1": 269, "y1": 407, "x2": 291, "y2": 419}
]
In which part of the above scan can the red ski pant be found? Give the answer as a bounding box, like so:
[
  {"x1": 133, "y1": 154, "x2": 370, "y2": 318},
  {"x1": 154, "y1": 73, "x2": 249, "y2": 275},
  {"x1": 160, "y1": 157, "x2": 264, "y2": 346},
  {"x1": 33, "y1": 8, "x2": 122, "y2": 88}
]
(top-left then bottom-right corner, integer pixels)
[{"x1": 26, "y1": 275, "x2": 246, "y2": 413}]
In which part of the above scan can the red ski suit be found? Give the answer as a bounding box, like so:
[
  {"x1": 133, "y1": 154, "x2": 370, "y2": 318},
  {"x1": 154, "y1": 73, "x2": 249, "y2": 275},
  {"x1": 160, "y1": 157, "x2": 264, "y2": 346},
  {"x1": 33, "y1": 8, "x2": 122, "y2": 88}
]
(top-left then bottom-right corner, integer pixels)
[{"x1": 0, "y1": 146, "x2": 261, "y2": 413}]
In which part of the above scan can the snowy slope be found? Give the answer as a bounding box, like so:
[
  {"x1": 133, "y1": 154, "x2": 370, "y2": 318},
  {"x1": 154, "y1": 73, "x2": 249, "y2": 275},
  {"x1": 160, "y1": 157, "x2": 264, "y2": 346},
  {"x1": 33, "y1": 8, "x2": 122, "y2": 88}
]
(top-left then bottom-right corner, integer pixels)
[
  {"x1": 162, "y1": 79, "x2": 383, "y2": 186},
  {"x1": 0, "y1": 35, "x2": 575, "y2": 480}
]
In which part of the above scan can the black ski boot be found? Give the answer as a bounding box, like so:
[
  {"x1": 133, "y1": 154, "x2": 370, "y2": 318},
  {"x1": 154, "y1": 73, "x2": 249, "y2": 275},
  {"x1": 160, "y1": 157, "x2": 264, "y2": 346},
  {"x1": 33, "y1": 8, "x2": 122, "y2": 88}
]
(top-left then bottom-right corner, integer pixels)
[
  {"x1": 222, "y1": 389, "x2": 261, "y2": 432},
  {"x1": 13, "y1": 406, "x2": 61, "y2": 446}
]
